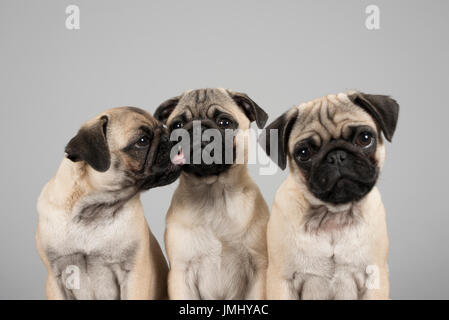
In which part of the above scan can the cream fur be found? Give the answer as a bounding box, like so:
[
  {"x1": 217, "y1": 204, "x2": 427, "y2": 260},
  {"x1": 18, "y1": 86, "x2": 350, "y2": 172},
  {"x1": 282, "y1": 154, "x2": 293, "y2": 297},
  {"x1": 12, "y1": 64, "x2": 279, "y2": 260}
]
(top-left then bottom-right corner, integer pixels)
[
  {"x1": 163, "y1": 89, "x2": 269, "y2": 300},
  {"x1": 266, "y1": 93, "x2": 390, "y2": 300},
  {"x1": 36, "y1": 108, "x2": 169, "y2": 300}
]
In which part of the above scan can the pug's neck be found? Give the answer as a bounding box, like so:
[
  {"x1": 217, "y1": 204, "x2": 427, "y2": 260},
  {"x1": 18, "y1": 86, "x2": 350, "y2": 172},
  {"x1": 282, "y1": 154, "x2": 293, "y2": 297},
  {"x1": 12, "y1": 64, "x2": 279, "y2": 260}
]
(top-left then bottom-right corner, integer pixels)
[
  {"x1": 53, "y1": 159, "x2": 139, "y2": 223},
  {"x1": 178, "y1": 164, "x2": 250, "y2": 192},
  {"x1": 303, "y1": 203, "x2": 362, "y2": 233},
  {"x1": 287, "y1": 174, "x2": 370, "y2": 233}
]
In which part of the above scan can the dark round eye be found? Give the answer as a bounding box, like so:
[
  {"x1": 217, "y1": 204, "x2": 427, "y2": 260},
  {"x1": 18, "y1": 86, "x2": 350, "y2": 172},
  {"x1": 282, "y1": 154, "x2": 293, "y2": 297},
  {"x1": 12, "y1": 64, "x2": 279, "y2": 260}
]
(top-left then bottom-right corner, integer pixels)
[
  {"x1": 135, "y1": 136, "x2": 150, "y2": 148},
  {"x1": 217, "y1": 117, "x2": 233, "y2": 128},
  {"x1": 172, "y1": 121, "x2": 184, "y2": 130},
  {"x1": 356, "y1": 131, "x2": 373, "y2": 147},
  {"x1": 297, "y1": 147, "x2": 311, "y2": 161}
]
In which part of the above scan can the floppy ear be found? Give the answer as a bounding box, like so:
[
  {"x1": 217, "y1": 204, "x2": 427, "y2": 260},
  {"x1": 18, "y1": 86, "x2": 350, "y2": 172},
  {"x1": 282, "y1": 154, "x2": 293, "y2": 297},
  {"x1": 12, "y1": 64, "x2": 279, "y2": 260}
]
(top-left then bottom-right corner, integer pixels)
[
  {"x1": 154, "y1": 96, "x2": 181, "y2": 124},
  {"x1": 65, "y1": 115, "x2": 111, "y2": 172},
  {"x1": 259, "y1": 108, "x2": 298, "y2": 170},
  {"x1": 348, "y1": 92, "x2": 399, "y2": 142},
  {"x1": 227, "y1": 91, "x2": 268, "y2": 129}
]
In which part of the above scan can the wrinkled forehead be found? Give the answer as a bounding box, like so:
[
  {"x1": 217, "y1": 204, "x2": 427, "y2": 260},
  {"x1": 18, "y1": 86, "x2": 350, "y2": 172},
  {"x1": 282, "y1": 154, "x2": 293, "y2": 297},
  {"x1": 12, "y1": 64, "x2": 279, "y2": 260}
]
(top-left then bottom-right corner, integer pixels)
[
  {"x1": 169, "y1": 88, "x2": 239, "y2": 121},
  {"x1": 105, "y1": 107, "x2": 159, "y2": 149},
  {"x1": 289, "y1": 93, "x2": 377, "y2": 148}
]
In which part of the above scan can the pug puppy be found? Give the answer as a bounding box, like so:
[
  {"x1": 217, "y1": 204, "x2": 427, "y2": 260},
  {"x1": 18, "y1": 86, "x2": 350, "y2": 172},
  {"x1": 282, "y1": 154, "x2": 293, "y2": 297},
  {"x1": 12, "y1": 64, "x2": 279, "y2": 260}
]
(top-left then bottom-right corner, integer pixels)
[
  {"x1": 36, "y1": 107, "x2": 181, "y2": 300},
  {"x1": 154, "y1": 88, "x2": 270, "y2": 300},
  {"x1": 261, "y1": 92, "x2": 399, "y2": 300}
]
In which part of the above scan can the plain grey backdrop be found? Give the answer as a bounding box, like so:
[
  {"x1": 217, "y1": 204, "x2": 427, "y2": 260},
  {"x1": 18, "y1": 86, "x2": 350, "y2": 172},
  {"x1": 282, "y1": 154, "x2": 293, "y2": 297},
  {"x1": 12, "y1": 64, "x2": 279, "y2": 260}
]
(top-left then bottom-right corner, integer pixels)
[{"x1": 1, "y1": 0, "x2": 448, "y2": 299}]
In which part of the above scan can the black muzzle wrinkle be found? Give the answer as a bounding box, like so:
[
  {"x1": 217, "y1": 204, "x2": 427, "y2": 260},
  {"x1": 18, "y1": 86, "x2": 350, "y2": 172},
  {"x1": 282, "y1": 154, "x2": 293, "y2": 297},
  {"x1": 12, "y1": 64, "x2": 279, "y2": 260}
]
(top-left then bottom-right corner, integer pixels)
[
  {"x1": 308, "y1": 140, "x2": 379, "y2": 204},
  {"x1": 141, "y1": 128, "x2": 181, "y2": 190},
  {"x1": 181, "y1": 119, "x2": 234, "y2": 177}
]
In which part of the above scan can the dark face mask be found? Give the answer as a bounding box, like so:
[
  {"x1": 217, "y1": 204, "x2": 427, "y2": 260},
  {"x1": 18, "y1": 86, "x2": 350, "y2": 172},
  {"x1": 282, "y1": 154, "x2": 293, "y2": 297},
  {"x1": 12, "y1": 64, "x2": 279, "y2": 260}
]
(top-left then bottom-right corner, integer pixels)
[
  {"x1": 174, "y1": 119, "x2": 235, "y2": 178},
  {"x1": 294, "y1": 139, "x2": 379, "y2": 204},
  {"x1": 139, "y1": 130, "x2": 181, "y2": 190}
]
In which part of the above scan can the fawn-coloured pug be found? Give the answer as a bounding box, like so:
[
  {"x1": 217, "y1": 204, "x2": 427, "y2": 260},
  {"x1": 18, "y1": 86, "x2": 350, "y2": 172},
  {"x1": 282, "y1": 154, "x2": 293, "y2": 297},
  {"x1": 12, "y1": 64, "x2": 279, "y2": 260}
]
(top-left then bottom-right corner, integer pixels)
[
  {"x1": 36, "y1": 107, "x2": 181, "y2": 299},
  {"x1": 261, "y1": 92, "x2": 399, "y2": 299},
  {"x1": 155, "y1": 88, "x2": 270, "y2": 299}
]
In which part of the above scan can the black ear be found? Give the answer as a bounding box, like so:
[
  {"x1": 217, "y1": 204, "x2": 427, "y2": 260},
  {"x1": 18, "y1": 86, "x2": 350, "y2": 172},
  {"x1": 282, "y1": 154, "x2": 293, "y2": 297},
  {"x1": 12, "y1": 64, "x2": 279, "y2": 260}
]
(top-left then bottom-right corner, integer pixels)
[
  {"x1": 259, "y1": 108, "x2": 298, "y2": 170},
  {"x1": 65, "y1": 115, "x2": 111, "y2": 172},
  {"x1": 227, "y1": 91, "x2": 268, "y2": 129},
  {"x1": 348, "y1": 92, "x2": 399, "y2": 142},
  {"x1": 154, "y1": 96, "x2": 181, "y2": 124}
]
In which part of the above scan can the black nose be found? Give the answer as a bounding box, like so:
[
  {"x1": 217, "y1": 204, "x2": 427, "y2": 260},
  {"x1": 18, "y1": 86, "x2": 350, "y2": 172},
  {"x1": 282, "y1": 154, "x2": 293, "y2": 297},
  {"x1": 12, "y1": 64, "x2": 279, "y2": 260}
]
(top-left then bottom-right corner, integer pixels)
[{"x1": 326, "y1": 150, "x2": 347, "y2": 166}]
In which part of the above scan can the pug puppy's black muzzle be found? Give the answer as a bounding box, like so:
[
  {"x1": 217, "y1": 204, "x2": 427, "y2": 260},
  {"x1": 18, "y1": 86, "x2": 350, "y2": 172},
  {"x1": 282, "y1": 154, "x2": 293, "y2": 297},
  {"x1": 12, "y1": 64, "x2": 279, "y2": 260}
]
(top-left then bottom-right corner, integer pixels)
[
  {"x1": 174, "y1": 119, "x2": 234, "y2": 177},
  {"x1": 307, "y1": 142, "x2": 379, "y2": 204},
  {"x1": 140, "y1": 129, "x2": 182, "y2": 190}
]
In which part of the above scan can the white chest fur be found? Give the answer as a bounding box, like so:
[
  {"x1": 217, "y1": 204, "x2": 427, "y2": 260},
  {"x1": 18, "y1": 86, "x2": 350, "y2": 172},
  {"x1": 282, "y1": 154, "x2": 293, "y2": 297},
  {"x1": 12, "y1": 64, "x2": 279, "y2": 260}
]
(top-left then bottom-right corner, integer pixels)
[
  {"x1": 269, "y1": 181, "x2": 389, "y2": 300},
  {"x1": 291, "y1": 216, "x2": 373, "y2": 299},
  {"x1": 166, "y1": 176, "x2": 268, "y2": 300},
  {"x1": 37, "y1": 190, "x2": 143, "y2": 299},
  {"x1": 184, "y1": 226, "x2": 255, "y2": 300}
]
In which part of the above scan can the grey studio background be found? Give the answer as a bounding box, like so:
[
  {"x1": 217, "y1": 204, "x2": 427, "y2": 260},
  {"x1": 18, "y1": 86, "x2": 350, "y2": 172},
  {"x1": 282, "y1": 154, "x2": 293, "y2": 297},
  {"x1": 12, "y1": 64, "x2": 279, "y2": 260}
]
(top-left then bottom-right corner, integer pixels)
[{"x1": 0, "y1": 0, "x2": 448, "y2": 299}]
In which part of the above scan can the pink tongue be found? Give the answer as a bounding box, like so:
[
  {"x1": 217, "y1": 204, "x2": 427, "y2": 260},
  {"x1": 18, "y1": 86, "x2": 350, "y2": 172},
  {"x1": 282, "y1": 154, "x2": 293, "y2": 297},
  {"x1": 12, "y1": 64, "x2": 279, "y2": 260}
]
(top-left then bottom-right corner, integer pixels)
[{"x1": 172, "y1": 148, "x2": 186, "y2": 166}]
